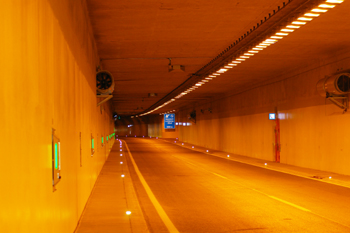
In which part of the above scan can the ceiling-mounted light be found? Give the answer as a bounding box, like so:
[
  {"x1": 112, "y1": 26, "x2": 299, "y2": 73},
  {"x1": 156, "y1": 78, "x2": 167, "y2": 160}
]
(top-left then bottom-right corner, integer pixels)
[
  {"x1": 304, "y1": 13, "x2": 320, "y2": 17},
  {"x1": 217, "y1": 68, "x2": 228, "y2": 73},
  {"x1": 318, "y1": 4, "x2": 336, "y2": 8},
  {"x1": 326, "y1": 0, "x2": 343, "y2": 3},
  {"x1": 286, "y1": 25, "x2": 300, "y2": 28},
  {"x1": 270, "y1": 36, "x2": 283, "y2": 39},
  {"x1": 236, "y1": 58, "x2": 246, "y2": 61},
  {"x1": 298, "y1": 17, "x2": 313, "y2": 21},
  {"x1": 248, "y1": 50, "x2": 259, "y2": 53},
  {"x1": 281, "y1": 29, "x2": 294, "y2": 32},
  {"x1": 276, "y1": 32, "x2": 289, "y2": 35},
  {"x1": 311, "y1": 8, "x2": 328, "y2": 12}
]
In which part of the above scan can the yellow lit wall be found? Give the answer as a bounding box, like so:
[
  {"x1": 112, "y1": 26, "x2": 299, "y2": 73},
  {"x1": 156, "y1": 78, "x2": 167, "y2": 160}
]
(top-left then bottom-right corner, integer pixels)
[
  {"x1": 0, "y1": 1, "x2": 115, "y2": 232},
  {"x1": 173, "y1": 50, "x2": 350, "y2": 175}
]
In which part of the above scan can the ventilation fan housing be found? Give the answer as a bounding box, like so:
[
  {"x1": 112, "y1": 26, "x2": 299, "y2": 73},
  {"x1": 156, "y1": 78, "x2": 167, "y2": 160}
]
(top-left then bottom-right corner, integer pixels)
[
  {"x1": 317, "y1": 73, "x2": 350, "y2": 97},
  {"x1": 96, "y1": 70, "x2": 115, "y2": 94}
]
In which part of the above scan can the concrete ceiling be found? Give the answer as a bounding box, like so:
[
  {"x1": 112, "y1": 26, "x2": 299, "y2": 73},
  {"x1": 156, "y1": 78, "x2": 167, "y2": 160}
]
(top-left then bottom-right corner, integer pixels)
[{"x1": 86, "y1": 0, "x2": 350, "y2": 116}]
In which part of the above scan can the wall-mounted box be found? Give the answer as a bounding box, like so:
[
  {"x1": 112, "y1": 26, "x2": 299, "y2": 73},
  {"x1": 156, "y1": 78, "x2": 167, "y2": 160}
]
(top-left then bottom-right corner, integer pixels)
[{"x1": 52, "y1": 129, "x2": 61, "y2": 191}]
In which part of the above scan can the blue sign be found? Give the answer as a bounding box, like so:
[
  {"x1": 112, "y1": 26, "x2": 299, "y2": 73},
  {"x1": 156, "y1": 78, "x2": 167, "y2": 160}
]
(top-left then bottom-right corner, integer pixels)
[
  {"x1": 164, "y1": 114, "x2": 175, "y2": 129},
  {"x1": 269, "y1": 113, "x2": 276, "y2": 120}
]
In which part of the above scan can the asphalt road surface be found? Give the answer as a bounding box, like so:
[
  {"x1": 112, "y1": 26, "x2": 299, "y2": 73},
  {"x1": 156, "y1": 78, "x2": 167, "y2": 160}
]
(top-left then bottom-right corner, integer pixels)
[{"x1": 123, "y1": 138, "x2": 350, "y2": 233}]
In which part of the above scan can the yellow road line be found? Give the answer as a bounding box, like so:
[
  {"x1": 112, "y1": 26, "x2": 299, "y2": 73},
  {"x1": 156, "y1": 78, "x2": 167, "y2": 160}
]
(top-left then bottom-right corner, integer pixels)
[{"x1": 123, "y1": 140, "x2": 180, "y2": 233}]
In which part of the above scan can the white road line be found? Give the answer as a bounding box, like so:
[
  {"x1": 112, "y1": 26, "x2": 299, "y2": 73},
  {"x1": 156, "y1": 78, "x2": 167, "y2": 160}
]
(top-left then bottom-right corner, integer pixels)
[
  {"x1": 123, "y1": 140, "x2": 180, "y2": 233},
  {"x1": 211, "y1": 172, "x2": 229, "y2": 180},
  {"x1": 267, "y1": 195, "x2": 311, "y2": 212}
]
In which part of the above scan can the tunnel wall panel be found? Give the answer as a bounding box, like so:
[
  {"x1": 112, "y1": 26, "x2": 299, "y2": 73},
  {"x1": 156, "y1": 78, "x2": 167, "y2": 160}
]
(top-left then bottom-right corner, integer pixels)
[{"x1": 0, "y1": 1, "x2": 115, "y2": 232}]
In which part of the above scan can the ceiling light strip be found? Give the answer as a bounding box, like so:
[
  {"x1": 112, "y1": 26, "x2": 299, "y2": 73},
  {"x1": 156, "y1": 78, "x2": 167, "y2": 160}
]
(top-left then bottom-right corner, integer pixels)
[{"x1": 137, "y1": 0, "x2": 344, "y2": 117}]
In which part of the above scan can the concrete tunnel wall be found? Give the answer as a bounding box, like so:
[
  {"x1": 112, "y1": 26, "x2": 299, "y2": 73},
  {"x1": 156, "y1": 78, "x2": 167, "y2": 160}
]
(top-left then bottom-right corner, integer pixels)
[
  {"x1": 1, "y1": 1, "x2": 115, "y2": 232},
  {"x1": 155, "y1": 49, "x2": 350, "y2": 176}
]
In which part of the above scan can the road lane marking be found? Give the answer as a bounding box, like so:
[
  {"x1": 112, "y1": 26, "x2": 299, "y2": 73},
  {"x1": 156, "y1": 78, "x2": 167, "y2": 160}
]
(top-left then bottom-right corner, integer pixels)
[
  {"x1": 211, "y1": 172, "x2": 229, "y2": 180},
  {"x1": 123, "y1": 140, "x2": 180, "y2": 233},
  {"x1": 267, "y1": 195, "x2": 311, "y2": 212}
]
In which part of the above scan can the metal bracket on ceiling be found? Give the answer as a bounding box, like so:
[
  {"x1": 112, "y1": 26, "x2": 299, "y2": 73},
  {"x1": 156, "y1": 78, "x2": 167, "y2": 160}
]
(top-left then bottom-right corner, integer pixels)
[
  {"x1": 97, "y1": 94, "x2": 113, "y2": 106},
  {"x1": 326, "y1": 94, "x2": 348, "y2": 113}
]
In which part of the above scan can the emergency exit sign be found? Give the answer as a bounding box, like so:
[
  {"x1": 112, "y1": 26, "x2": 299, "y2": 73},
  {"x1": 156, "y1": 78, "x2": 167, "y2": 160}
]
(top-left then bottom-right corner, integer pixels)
[{"x1": 164, "y1": 114, "x2": 175, "y2": 129}]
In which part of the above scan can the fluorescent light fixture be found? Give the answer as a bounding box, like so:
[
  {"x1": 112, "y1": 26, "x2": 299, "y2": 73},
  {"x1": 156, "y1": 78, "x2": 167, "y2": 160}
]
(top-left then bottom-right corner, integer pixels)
[
  {"x1": 217, "y1": 68, "x2": 228, "y2": 73},
  {"x1": 298, "y1": 17, "x2": 313, "y2": 21},
  {"x1": 209, "y1": 75, "x2": 216, "y2": 78},
  {"x1": 248, "y1": 50, "x2": 259, "y2": 53},
  {"x1": 326, "y1": 0, "x2": 343, "y2": 3},
  {"x1": 205, "y1": 77, "x2": 213, "y2": 80},
  {"x1": 319, "y1": 4, "x2": 336, "y2": 8},
  {"x1": 304, "y1": 13, "x2": 320, "y2": 17},
  {"x1": 244, "y1": 53, "x2": 254, "y2": 56},
  {"x1": 276, "y1": 32, "x2": 289, "y2": 35},
  {"x1": 286, "y1": 25, "x2": 300, "y2": 28},
  {"x1": 227, "y1": 63, "x2": 238, "y2": 65},
  {"x1": 240, "y1": 56, "x2": 250, "y2": 59},
  {"x1": 311, "y1": 8, "x2": 328, "y2": 12},
  {"x1": 270, "y1": 36, "x2": 283, "y2": 39},
  {"x1": 212, "y1": 73, "x2": 220, "y2": 76},
  {"x1": 291, "y1": 21, "x2": 307, "y2": 25},
  {"x1": 256, "y1": 45, "x2": 267, "y2": 48},
  {"x1": 224, "y1": 65, "x2": 234, "y2": 68},
  {"x1": 231, "y1": 61, "x2": 241, "y2": 63},
  {"x1": 195, "y1": 83, "x2": 202, "y2": 86},
  {"x1": 252, "y1": 48, "x2": 263, "y2": 50},
  {"x1": 262, "y1": 41, "x2": 275, "y2": 44},
  {"x1": 236, "y1": 58, "x2": 246, "y2": 61},
  {"x1": 281, "y1": 29, "x2": 294, "y2": 32}
]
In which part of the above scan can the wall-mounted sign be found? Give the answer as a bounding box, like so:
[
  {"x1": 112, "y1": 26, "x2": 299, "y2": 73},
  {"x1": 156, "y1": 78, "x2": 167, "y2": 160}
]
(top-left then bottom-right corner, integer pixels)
[
  {"x1": 269, "y1": 113, "x2": 276, "y2": 120},
  {"x1": 164, "y1": 114, "x2": 175, "y2": 129}
]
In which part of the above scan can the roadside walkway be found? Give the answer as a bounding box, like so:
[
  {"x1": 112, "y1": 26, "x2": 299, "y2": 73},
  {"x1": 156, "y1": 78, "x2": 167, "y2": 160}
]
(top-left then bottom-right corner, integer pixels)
[{"x1": 75, "y1": 139, "x2": 148, "y2": 233}]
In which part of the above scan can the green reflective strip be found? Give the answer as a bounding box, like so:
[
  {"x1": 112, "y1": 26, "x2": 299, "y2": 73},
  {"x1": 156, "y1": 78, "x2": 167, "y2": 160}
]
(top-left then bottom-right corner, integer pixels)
[
  {"x1": 54, "y1": 143, "x2": 58, "y2": 170},
  {"x1": 92, "y1": 139, "x2": 94, "y2": 149},
  {"x1": 102, "y1": 137, "x2": 104, "y2": 143}
]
